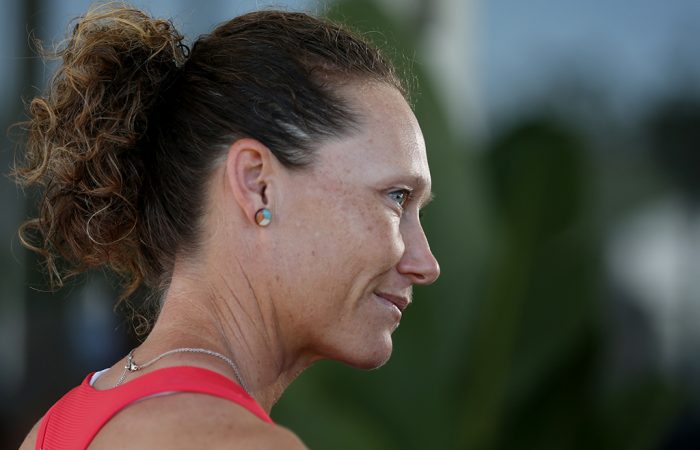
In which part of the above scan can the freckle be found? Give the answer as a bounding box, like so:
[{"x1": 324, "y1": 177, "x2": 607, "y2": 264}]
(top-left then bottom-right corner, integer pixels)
[{"x1": 311, "y1": 250, "x2": 316, "y2": 257}]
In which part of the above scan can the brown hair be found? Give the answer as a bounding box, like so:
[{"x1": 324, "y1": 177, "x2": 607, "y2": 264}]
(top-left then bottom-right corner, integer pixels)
[{"x1": 14, "y1": 4, "x2": 404, "y2": 307}]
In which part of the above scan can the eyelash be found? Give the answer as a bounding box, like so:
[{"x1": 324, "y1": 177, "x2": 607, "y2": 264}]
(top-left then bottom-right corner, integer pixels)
[
  {"x1": 388, "y1": 189, "x2": 413, "y2": 209},
  {"x1": 388, "y1": 189, "x2": 427, "y2": 218}
]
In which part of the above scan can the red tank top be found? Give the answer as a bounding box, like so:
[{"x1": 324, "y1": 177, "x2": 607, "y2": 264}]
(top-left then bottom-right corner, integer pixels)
[{"x1": 35, "y1": 366, "x2": 273, "y2": 450}]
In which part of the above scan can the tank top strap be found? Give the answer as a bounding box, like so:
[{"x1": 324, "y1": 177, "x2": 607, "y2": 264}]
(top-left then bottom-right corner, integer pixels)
[{"x1": 35, "y1": 366, "x2": 273, "y2": 450}]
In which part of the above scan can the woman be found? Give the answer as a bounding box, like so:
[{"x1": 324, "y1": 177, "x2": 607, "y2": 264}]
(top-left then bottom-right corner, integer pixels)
[{"x1": 16, "y1": 4, "x2": 439, "y2": 449}]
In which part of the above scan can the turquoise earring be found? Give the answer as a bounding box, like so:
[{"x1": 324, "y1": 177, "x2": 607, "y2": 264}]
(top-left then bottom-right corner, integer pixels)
[{"x1": 255, "y1": 208, "x2": 272, "y2": 226}]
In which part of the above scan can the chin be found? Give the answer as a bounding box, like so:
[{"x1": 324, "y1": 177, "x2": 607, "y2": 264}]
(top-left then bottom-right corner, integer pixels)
[{"x1": 343, "y1": 334, "x2": 394, "y2": 370}]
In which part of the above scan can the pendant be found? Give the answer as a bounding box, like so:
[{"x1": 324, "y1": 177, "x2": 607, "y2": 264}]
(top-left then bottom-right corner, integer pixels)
[{"x1": 126, "y1": 353, "x2": 139, "y2": 372}]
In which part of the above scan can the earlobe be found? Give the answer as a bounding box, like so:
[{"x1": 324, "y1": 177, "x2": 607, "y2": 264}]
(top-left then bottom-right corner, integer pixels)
[{"x1": 225, "y1": 138, "x2": 274, "y2": 226}]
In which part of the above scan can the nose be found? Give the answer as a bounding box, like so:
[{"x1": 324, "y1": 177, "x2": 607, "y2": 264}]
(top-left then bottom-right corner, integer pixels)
[{"x1": 397, "y1": 223, "x2": 440, "y2": 285}]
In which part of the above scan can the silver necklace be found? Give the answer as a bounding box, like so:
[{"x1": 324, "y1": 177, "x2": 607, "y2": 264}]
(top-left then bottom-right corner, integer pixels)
[{"x1": 114, "y1": 347, "x2": 250, "y2": 394}]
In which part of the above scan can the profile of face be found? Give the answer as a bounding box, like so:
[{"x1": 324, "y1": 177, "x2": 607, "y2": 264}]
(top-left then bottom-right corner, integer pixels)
[{"x1": 262, "y1": 82, "x2": 440, "y2": 369}]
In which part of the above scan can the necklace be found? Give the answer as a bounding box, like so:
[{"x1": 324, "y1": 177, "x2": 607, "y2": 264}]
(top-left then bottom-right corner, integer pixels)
[{"x1": 114, "y1": 347, "x2": 250, "y2": 394}]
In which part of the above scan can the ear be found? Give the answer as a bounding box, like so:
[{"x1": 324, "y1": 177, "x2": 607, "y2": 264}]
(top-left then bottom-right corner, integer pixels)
[{"x1": 224, "y1": 138, "x2": 277, "y2": 226}]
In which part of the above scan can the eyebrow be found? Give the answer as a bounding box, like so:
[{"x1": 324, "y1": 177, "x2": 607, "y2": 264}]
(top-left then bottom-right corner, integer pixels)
[
  {"x1": 420, "y1": 191, "x2": 435, "y2": 208},
  {"x1": 403, "y1": 174, "x2": 433, "y2": 208}
]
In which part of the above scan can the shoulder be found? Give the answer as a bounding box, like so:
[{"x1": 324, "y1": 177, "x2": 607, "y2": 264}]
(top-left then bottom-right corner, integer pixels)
[
  {"x1": 90, "y1": 392, "x2": 308, "y2": 449},
  {"x1": 18, "y1": 420, "x2": 40, "y2": 450},
  {"x1": 231, "y1": 425, "x2": 308, "y2": 450}
]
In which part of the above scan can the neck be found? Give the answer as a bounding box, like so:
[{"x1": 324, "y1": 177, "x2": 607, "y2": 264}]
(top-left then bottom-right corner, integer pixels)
[{"x1": 138, "y1": 259, "x2": 316, "y2": 413}]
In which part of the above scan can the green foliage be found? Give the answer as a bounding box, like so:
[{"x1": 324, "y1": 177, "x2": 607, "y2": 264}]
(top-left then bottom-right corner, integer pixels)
[{"x1": 273, "y1": 2, "x2": 681, "y2": 449}]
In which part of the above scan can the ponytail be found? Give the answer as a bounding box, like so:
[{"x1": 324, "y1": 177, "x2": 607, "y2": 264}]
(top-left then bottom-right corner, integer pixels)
[
  {"x1": 15, "y1": 4, "x2": 404, "y2": 321},
  {"x1": 14, "y1": 4, "x2": 187, "y2": 297}
]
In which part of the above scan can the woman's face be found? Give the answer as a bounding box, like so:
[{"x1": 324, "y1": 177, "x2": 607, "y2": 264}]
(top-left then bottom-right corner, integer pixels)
[{"x1": 269, "y1": 82, "x2": 440, "y2": 369}]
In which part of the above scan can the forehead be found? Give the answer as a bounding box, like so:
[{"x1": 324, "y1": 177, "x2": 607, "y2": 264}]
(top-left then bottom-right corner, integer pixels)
[{"x1": 313, "y1": 83, "x2": 429, "y2": 185}]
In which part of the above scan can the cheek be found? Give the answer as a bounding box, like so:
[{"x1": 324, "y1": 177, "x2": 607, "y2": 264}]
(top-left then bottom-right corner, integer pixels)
[
  {"x1": 334, "y1": 196, "x2": 404, "y2": 271},
  {"x1": 306, "y1": 190, "x2": 402, "y2": 270}
]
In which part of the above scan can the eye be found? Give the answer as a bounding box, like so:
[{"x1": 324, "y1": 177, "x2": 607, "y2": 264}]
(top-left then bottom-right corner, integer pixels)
[{"x1": 388, "y1": 189, "x2": 411, "y2": 208}]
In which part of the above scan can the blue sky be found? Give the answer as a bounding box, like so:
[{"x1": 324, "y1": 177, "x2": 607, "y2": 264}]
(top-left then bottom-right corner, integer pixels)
[
  {"x1": 3, "y1": 0, "x2": 699, "y2": 126},
  {"x1": 480, "y1": 0, "x2": 700, "y2": 120}
]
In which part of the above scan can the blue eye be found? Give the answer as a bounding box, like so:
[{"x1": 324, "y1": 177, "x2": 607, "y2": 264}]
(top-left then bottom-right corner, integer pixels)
[{"x1": 388, "y1": 189, "x2": 411, "y2": 208}]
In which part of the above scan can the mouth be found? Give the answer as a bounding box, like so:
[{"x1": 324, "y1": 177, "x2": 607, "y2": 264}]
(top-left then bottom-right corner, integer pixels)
[{"x1": 374, "y1": 292, "x2": 410, "y2": 313}]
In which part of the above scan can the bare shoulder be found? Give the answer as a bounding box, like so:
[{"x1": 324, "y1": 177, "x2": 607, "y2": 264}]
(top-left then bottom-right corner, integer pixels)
[
  {"x1": 18, "y1": 419, "x2": 40, "y2": 450},
  {"x1": 89, "y1": 392, "x2": 308, "y2": 449},
  {"x1": 231, "y1": 424, "x2": 308, "y2": 450}
]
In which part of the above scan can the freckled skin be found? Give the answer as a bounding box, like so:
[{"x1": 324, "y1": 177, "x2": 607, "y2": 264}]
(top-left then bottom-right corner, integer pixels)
[
  {"x1": 261, "y1": 83, "x2": 440, "y2": 369},
  {"x1": 18, "y1": 81, "x2": 440, "y2": 450}
]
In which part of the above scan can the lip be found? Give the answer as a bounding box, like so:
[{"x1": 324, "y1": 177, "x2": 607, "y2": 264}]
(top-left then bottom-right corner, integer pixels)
[{"x1": 375, "y1": 292, "x2": 410, "y2": 312}]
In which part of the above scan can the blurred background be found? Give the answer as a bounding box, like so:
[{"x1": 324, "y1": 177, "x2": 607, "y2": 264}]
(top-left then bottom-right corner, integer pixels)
[{"x1": 2, "y1": 0, "x2": 700, "y2": 448}]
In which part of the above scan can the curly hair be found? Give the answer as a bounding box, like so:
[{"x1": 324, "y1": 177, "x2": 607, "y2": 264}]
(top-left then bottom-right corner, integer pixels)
[{"x1": 13, "y1": 3, "x2": 404, "y2": 321}]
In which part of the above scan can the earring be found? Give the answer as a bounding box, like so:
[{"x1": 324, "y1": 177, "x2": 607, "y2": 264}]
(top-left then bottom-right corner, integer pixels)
[{"x1": 255, "y1": 208, "x2": 272, "y2": 226}]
